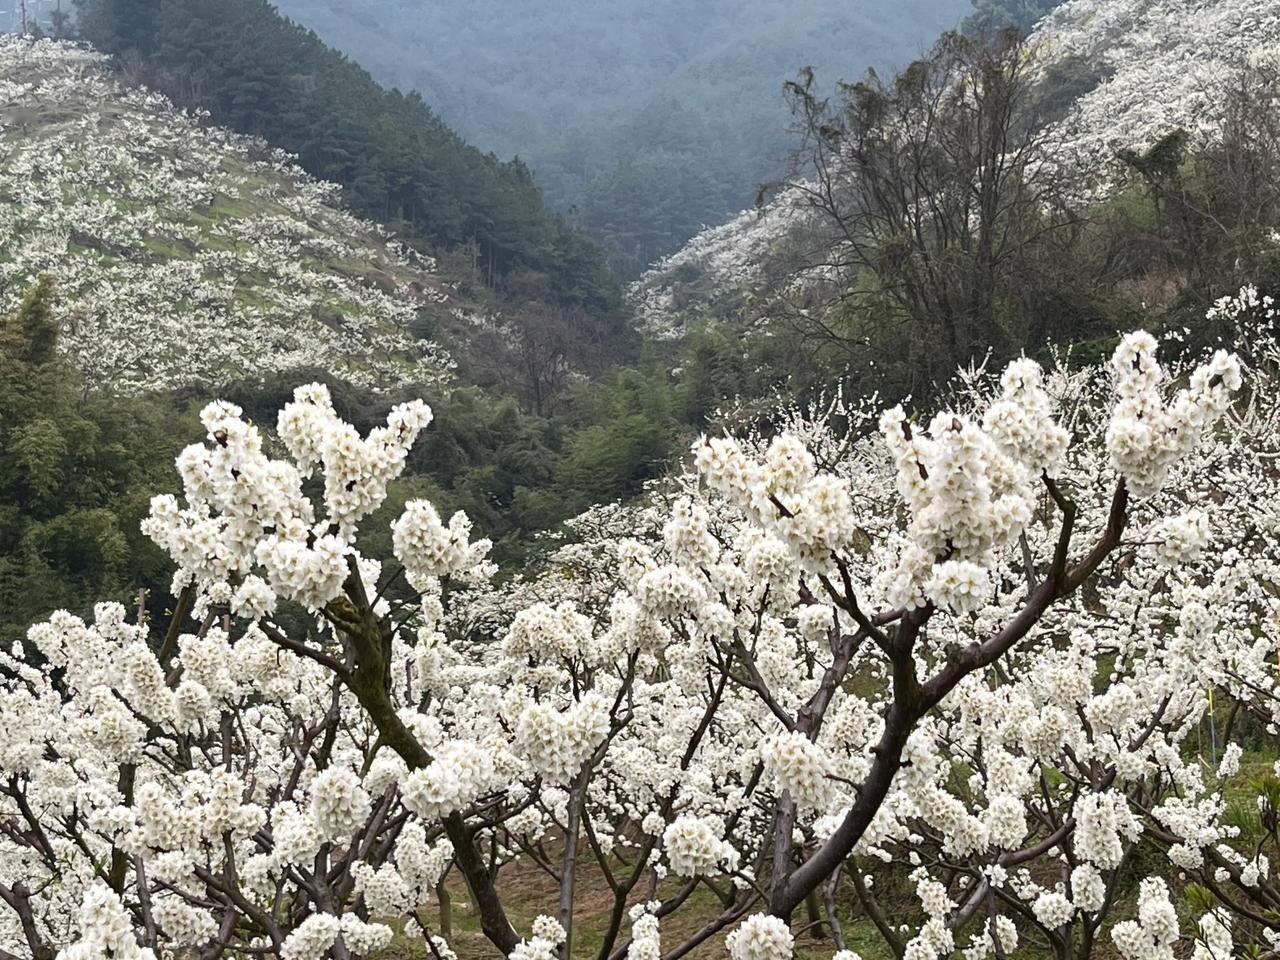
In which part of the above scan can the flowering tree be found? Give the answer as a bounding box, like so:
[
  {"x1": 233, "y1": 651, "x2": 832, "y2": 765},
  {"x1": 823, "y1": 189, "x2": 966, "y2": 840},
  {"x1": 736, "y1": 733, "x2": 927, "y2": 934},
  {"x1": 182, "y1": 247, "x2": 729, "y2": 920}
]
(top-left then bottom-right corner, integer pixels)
[{"x1": 2, "y1": 325, "x2": 1273, "y2": 960}]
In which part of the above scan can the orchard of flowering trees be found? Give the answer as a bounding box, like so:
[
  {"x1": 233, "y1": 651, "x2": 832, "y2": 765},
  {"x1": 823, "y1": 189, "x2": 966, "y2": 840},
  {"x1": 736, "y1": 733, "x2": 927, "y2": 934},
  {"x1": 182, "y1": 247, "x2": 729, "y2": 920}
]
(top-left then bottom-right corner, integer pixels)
[
  {"x1": 3, "y1": 285, "x2": 1280, "y2": 960},
  {"x1": 8, "y1": 2, "x2": 1280, "y2": 957},
  {"x1": 1033, "y1": 0, "x2": 1280, "y2": 184}
]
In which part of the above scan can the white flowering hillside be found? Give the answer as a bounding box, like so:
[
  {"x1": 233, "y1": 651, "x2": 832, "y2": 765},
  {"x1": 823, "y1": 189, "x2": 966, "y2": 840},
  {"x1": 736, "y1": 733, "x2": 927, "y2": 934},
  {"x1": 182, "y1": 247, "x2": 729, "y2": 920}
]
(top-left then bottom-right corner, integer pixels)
[
  {"x1": 630, "y1": 0, "x2": 1280, "y2": 345},
  {"x1": 628, "y1": 190, "x2": 814, "y2": 340},
  {"x1": 1033, "y1": 0, "x2": 1280, "y2": 182},
  {"x1": 0, "y1": 35, "x2": 455, "y2": 393}
]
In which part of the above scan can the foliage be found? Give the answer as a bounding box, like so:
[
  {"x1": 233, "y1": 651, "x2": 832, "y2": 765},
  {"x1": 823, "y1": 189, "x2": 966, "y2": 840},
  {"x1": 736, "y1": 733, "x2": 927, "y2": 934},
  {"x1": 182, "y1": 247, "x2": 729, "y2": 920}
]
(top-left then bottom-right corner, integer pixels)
[
  {"x1": 577, "y1": 158, "x2": 726, "y2": 279},
  {"x1": 0, "y1": 278, "x2": 190, "y2": 649},
  {"x1": 754, "y1": 31, "x2": 1118, "y2": 397}
]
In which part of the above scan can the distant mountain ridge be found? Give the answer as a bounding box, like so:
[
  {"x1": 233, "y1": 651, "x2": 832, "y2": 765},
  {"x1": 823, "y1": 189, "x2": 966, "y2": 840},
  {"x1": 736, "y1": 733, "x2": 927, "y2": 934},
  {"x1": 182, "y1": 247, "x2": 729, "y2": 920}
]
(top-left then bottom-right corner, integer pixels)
[{"x1": 266, "y1": 0, "x2": 972, "y2": 271}]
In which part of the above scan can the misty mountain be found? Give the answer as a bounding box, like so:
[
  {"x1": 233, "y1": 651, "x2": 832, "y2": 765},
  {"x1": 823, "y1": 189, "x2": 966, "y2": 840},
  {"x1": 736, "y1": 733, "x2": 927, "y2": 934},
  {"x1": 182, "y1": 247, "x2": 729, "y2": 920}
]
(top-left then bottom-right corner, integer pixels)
[{"x1": 267, "y1": 0, "x2": 971, "y2": 272}]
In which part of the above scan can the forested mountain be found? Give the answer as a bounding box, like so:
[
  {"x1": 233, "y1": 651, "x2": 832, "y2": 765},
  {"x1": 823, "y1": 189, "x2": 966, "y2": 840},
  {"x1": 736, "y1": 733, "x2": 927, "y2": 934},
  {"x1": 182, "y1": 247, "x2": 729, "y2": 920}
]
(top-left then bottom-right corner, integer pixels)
[
  {"x1": 71, "y1": 0, "x2": 623, "y2": 317},
  {"x1": 265, "y1": 0, "x2": 974, "y2": 273}
]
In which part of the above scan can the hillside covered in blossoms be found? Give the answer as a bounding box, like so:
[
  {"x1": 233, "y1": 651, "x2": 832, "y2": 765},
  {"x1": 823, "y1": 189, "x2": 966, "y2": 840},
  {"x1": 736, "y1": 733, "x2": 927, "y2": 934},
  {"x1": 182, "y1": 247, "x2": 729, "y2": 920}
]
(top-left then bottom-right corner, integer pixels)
[
  {"x1": 632, "y1": 0, "x2": 1280, "y2": 353},
  {"x1": 0, "y1": 36, "x2": 460, "y2": 392},
  {"x1": 4, "y1": 0, "x2": 1280, "y2": 958}
]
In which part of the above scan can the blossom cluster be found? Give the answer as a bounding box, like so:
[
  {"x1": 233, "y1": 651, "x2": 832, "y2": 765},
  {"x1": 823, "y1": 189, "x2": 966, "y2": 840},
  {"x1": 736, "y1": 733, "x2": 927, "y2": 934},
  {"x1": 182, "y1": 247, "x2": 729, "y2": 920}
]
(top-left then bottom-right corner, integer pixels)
[
  {"x1": 876, "y1": 358, "x2": 1063, "y2": 611},
  {"x1": 1106, "y1": 331, "x2": 1242, "y2": 498}
]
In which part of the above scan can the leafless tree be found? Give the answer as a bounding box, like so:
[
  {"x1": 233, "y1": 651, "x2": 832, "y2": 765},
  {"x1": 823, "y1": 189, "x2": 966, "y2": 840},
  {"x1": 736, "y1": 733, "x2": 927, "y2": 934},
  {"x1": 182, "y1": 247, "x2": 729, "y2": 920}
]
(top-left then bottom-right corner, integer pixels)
[{"x1": 764, "y1": 30, "x2": 1077, "y2": 396}]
